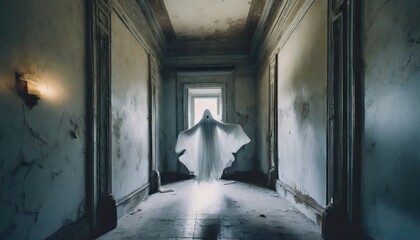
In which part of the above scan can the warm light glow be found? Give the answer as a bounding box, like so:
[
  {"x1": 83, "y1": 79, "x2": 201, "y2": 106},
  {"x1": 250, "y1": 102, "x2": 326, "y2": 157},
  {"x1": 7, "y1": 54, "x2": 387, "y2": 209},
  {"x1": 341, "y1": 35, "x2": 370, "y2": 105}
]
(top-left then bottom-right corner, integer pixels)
[
  {"x1": 35, "y1": 73, "x2": 65, "y2": 103},
  {"x1": 19, "y1": 73, "x2": 64, "y2": 103}
]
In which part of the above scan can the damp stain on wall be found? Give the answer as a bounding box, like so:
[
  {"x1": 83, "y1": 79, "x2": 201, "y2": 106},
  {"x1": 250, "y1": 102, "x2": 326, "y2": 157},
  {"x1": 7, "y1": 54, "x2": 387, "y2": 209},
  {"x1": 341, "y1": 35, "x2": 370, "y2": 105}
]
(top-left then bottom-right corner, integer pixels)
[
  {"x1": 274, "y1": 0, "x2": 327, "y2": 207},
  {"x1": 112, "y1": 113, "x2": 124, "y2": 159},
  {"x1": 111, "y1": 11, "x2": 150, "y2": 201}
]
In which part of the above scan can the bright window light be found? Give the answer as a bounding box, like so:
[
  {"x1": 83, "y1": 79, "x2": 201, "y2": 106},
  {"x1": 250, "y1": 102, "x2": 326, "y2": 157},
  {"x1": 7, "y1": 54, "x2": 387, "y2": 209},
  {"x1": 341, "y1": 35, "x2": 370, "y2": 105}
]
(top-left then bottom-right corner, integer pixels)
[
  {"x1": 187, "y1": 87, "x2": 223, "y2": 128},
  {"x1": 193, "y1": 97, "x2": 221, "y2": 125}
]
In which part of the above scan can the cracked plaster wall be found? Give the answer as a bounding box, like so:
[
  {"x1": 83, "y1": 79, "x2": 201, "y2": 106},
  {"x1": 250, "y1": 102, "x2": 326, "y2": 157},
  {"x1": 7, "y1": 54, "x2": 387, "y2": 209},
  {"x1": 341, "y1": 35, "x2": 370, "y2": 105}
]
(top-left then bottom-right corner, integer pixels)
[
  {"x1": 361, "y1": 0, "x2": 420, "y2": 239},
  {"x1": 111, "y1": 12, "x2": 150, "y2": 202},
  {"x1": 0, "y1": 0, "x2": 86, "y2": 239}
]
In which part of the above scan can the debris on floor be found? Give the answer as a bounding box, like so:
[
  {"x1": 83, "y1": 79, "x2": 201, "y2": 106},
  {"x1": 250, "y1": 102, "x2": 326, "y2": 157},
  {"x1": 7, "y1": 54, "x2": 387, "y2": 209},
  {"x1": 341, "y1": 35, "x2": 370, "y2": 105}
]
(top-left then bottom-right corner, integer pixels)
[
  {"x1": 223, "y1": 181, "x2": 236, "y2": 185},
  {"x1": 159, "y1": 188, "x2": 174, "y2": 193},
  {"x1": 129, "y1": 209, "x2": 141, "y2": 215},
  {"x1": 260, "y1": 214, "x2": 267, "y2": 218}
]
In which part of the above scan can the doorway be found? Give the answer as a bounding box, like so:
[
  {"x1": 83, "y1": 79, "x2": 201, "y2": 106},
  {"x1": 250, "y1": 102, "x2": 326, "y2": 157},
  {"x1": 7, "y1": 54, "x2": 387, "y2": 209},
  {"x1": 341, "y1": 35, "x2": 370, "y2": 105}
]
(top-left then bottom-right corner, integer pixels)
[
  {"x1": 324, "y1": 0, "x2": 361, "y2": 238},
  {"x1": 176, "y1": 70, "x2": 234, "y2": 176}
]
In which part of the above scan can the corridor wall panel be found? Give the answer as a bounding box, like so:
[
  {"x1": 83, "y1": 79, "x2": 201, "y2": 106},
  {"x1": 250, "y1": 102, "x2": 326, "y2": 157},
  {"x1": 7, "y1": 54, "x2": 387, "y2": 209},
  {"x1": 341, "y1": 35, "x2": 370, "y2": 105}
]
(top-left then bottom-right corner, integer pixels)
[
  {"x1": 257, "y1": 0, "x2": 328, "y2": 222},
  {"x1": 111, "y1": 12, "x2": 149, "y2": 208},
  {"x1": 361, "y1": 0, "x2": 420, "y2": 239},
  {"x1": 0, "y1": 0, "x2": 87, "y2": 239},
  {"x1": 256, "y1": 65, "x2": 270, "y2": 173}
]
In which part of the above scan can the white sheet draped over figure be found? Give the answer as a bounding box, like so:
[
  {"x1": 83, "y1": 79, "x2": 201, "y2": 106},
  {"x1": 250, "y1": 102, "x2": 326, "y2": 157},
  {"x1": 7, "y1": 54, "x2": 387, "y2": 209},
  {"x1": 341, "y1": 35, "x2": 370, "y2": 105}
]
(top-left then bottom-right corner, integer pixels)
[{"x1": 175, "y1": 109, "x2": 251, "y2": 182}]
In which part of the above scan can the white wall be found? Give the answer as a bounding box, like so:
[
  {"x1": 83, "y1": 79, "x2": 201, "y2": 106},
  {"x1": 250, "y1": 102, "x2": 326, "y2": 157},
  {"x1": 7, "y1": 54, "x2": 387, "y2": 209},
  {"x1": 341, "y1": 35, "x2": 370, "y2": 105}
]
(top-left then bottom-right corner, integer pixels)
[
  {"x1": 0, "y1": 0, "x2": 86, "y2": 239},
  {"x1": 111, "y1": 12, "x2": 150, "y2": 201},
  {"x1": 276, "y1": 0, "x2": 327, "y2": 206},
  {"x1": 361, "y1": 0, "x2": 420, "y2": 239},
  {"x1": 256, "y1": 0, "x2": 327, "y2": 222}
]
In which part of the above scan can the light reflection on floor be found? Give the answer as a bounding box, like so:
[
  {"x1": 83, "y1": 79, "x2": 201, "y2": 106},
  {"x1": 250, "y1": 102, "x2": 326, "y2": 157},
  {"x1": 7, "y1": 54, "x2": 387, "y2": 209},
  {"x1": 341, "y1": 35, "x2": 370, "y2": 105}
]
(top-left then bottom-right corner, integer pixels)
[{"x1": 98, "y1": 179, "x2": 321, "y2": 239}]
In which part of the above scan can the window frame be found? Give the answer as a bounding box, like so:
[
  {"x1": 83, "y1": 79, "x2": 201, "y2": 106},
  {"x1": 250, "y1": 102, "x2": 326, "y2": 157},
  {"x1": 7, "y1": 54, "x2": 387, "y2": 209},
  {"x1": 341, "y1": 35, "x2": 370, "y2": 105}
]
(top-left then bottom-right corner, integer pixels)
[{"x1": 187, "y1": 87, "x2": 223, "y2": 128}]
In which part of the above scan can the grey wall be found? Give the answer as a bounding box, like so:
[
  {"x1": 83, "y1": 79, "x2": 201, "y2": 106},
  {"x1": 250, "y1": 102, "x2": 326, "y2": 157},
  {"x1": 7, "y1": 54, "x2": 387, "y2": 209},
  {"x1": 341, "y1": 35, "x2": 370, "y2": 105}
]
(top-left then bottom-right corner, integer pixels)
[
  {"x1": 276, "y1": 0, "x2": 327, "y2": 206},
  {"x1": 256, "y1": 0, "x2": 327, "y2": 219},
  {"x1": 162, "y1": 65, "x2": 256, "y2": 174},
  {"x1": 162, "y1": 71, "x2": 177, "y2": 173},
  {"x1": 256, "y1": 65, "x2": 269, "y2": 173},
  {"x1": 111, "y1": 12, "x2": 150, "y2": 201},
  {"x1": 156, "y1": 62, "x2": 165, "y2": 173},
  {"x1": 361, "y1": 0, "x2": 420, "y2": 239},
  {"x1": 233, "y1": 66, "x2": 257, "y2": 172},
  {"x1": 0, "y1": 0, "x2": 86, "y2": 239}
]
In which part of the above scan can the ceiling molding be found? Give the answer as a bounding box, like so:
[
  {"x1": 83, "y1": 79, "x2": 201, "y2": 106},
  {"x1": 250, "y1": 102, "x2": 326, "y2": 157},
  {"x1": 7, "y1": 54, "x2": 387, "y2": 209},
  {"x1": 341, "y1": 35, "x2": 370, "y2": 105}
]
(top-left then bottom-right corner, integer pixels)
[
  {"x1": 137, "y1": 0, "x2": 170, "y2": 49},
  {"x1": 112, "y1": 0, "x2": 167, "y2": 56},
  {"x1": 167, "y1": 40, "x2": 250, "y2": 57},
  {"x1": 253, "y1": 0, "x2": 315, "y2": 67},
  {"x1": 245, "y1": 0, "x2": 267, "y2": 40},
  {"x1": 144, "y1": 0, "x2": 176, "y2": 43},
  {"x1": 164, "y1": 55, "x2": 254, "y2": 68},
  {"x1": 251, "y1": 0, "x2": 281, "y2": 55}
]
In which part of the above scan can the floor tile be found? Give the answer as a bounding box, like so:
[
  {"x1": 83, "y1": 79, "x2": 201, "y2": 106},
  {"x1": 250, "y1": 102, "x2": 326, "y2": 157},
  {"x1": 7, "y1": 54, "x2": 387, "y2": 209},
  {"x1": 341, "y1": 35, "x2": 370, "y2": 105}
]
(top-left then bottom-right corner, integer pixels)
[{"x1": 97, "y1": 179, "x2": 321, "y2": 240}]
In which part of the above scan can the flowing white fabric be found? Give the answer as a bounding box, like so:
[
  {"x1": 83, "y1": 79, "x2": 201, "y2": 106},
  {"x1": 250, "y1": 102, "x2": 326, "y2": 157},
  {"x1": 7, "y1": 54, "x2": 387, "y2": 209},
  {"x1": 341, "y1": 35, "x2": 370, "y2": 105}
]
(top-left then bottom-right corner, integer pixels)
[{"x1": 175, "y1": 109, "x2": 251, "y2": 182}]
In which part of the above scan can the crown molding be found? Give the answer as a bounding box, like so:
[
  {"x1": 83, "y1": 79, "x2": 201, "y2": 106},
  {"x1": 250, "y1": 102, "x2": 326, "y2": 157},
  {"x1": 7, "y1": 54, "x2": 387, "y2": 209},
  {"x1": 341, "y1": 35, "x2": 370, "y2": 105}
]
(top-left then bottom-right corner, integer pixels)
[
  {"x1": 144, "y1": 0, "x2": 176, "y2": 43},
  {"x1": 112, "y1": 0, "x2": 167, "y2": 57},
  {"x1": 253, "y1": 0, "x2": 314, "y2": 68},
  {"x1": 164, "y1": 55, "x2": 254, "y2": 68}
]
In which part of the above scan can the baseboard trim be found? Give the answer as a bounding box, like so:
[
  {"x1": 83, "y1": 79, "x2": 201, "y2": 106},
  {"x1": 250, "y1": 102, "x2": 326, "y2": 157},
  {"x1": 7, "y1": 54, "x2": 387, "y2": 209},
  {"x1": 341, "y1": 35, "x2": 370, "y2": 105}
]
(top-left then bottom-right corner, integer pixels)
[
  {"x1": 116, "y1": 183, "x2": 150, "y2": 206},
  {"x1": 115, "y1": 183, "x2": 150, "y2": 219},
  {"x1": 276, "y1": 179, "x2": 325, "y2": 225},
  {"x1": 46, "y1": 218, "x2": 90, "y2": 240},
  {"x1": 222, "y1": 171, "x2": 266, "y2": 185}
]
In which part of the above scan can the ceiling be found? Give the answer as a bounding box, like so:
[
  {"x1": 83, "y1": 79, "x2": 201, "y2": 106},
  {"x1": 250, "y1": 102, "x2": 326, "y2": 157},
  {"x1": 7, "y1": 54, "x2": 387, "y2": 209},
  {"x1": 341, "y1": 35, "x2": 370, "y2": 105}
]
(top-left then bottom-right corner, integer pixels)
[
  {"x1": 146, "y1": 0, "x2": 267, "y2": 56},
  {"x1": 164, "y1": 0, "x2": 251, "y2": 41}
]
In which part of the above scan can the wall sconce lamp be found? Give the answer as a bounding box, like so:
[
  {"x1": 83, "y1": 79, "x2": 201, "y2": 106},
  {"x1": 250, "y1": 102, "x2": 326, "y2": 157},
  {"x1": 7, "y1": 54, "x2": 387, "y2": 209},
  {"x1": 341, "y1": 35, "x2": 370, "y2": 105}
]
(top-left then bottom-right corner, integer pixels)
[{"x1": 15, "y1": 72, "x2": 41, "y2": 108}]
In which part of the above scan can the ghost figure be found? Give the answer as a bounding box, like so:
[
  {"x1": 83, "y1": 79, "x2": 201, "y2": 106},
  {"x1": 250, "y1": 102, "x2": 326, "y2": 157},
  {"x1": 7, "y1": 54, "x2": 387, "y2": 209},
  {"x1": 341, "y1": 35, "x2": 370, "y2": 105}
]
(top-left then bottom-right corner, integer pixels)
[{"x1": 175, "y1": 109, "x2": 251, "y2": 182}]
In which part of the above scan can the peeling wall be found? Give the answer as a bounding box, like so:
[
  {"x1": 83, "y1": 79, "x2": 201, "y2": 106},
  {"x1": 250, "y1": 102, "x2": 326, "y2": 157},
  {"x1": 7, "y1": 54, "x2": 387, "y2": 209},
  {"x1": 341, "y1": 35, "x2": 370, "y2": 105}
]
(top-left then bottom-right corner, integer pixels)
[
  {"x1": 0, "y1": 0, "x2": 86, "y2": 239},
  {"x1": 256, "y1": 0, "x2": 327, "y2": 213},
  {"x1": 162, "y1": 65, "x2": 256, "y2": 174},
  {"x1": 276, "y1": 0, "x2": 326, "y2": 207},
  {"x1": 361, "y1": 0, "x2": 420, "y2": 239},
  {"x1": 277, "y1": 0, "x2": 327, "y2": 209},
  {"x1": 111, "y1": 12, "x2": 150, "y2": 201}
]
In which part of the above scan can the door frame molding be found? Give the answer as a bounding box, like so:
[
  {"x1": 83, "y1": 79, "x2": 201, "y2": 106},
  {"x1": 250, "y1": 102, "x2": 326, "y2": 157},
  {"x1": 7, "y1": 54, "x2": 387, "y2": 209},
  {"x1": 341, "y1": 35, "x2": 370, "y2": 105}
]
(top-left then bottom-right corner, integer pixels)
[
  {"x1": 86, "y1": 0, "x2": 116, "y2": 237},
  {"x1": 324, "y1": 0, "x2": 363, "y2": 238},
  {"x1": 267, "y1": 54, "x2": 278, "y2": 188}
]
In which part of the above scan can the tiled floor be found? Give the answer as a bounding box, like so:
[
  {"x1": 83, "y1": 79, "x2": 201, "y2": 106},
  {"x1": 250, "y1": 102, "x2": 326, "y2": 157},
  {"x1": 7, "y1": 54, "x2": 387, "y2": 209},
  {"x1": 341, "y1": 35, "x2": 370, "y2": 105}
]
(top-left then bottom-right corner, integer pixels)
[{"x1": 97, "y1": 179, "x2": 322, "y2": 240}]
